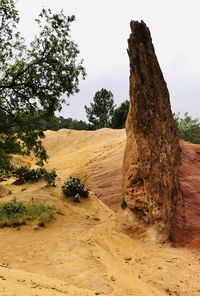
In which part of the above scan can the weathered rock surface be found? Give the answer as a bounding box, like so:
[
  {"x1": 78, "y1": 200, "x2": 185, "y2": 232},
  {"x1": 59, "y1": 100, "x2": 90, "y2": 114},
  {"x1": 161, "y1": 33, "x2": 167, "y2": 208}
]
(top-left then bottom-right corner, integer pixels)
[
  {"x1": 173, "y1": 140, "x2": 200, "y2": 248},
  {"x1": 123, "y1": 20, "x2": 180, "y2": 241}
]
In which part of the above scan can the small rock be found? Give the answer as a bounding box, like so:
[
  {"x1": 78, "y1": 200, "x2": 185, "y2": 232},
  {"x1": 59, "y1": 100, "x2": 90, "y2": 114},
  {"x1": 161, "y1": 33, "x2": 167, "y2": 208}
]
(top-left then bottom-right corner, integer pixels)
[
  {"x1": 110, "y1": 275, "x2": 116, "y2": 282},
  {"x1": 124, "y1": 256, "x2": 132, "y2": 262},
  {"x1": 93, "y1": 217, "x2": 101, "y2": 221}
]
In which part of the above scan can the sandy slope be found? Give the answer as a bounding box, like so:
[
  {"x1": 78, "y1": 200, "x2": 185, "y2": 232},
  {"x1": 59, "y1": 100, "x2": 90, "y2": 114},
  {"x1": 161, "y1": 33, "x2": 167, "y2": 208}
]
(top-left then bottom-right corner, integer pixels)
[
  {"x1": 43, "y1": 128, "x2": 126, "y2": 208},
  {"x1": 0, "y1": 129, "x2": 200, "y2": 296}
]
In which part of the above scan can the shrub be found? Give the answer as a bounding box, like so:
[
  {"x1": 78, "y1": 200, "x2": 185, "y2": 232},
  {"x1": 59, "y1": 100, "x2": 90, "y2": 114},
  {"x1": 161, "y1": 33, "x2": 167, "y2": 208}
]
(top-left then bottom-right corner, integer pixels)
[
  {"x1": 14, "y1": 166, "x2": 30, "y2": 183},
  {"x1": 43, "y1": 169, "x2": 57, "y2": 187},
  {"x1": 174, "y1": 112, "x2": 200, "y2": 144},
  {"x1": 0, "y1": 198, "x2": 56, "y2": 228},
  {"x1": 62, "y1": 176, "x2": 89, "y2": 202},
  {"x1": 1, "y1": 198, "x2": 26, "y2": 216},
  {"x1": 13, "y1": 166, "x2": 57, "y2": 186},
  {"x1": 14, "y1": 166, "x2": 40, "y2": 183}
]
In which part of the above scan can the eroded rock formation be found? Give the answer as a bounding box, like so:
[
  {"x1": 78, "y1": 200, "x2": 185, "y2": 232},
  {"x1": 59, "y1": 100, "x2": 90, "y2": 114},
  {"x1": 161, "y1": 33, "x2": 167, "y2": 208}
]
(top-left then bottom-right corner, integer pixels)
[
  {"x1": 173, "y1": 141, "x2": 200, "y2": 248},
  {"x1": 123, "y1": 20, "x2": 181, "y2": 241}
]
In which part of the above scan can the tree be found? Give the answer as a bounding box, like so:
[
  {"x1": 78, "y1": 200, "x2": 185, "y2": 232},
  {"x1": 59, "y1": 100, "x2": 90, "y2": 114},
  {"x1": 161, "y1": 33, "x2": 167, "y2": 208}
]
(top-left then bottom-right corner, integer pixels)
[
  {"x1": 0, "y1": 0, "x2": 86, "y2": 170},
  {"x1": 85, "y1": 88, "x2": 115, "y2": 129},
  {"x1": 175, "y1": 112, "x2": 200, "y2": 144},
  {"x1": 111, "y1": 100, "x2": 129, "y2": 129}
]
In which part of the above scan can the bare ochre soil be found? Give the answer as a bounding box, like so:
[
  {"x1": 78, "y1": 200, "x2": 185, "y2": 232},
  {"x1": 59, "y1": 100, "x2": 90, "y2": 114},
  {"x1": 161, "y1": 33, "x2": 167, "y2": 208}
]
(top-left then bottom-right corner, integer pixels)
[{"x1": 0, "y1": 129, "x2": 199, "y2": 296}]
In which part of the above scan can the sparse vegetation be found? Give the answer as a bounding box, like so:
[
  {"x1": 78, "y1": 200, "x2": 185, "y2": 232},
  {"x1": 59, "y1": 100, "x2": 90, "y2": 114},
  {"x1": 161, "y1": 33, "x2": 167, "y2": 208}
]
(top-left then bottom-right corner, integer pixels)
[
  {"x1": 13, "y1": 166, "x2": 57, "y2": 186},
  {"x1": 0, "y1": 198, "x2": 56, "y2": 228},
  {"x1": 175, "y1": 112, "x2": 200, "y2": 144},
  {"x1": 62, "y1": 176, "x2": 89, "y2": 202}
]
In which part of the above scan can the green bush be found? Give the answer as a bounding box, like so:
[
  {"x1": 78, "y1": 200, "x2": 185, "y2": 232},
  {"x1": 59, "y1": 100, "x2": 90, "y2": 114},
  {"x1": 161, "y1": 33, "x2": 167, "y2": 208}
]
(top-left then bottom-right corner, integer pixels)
[
  {"x1": 43, "y1": 169, "x2": 57, "y2": 186},
  {"x1": 1, "y1": 198, "x2": 26, "y2": 216},
  {"x1": 0, "y1": 198, "x2": 56, "y2": 227},
  {"x1": 13, "y1": 166, "x2": 57, "y2": 186},
  {"x1": 175, "y1": 112, "x2": 200, "y2": 144},
  {"x1": 14, "y1": 166, "x2": 41, "y2": 183},
  {"x1": 62, "y1": 176, "x2": 89, "y2": 202}
]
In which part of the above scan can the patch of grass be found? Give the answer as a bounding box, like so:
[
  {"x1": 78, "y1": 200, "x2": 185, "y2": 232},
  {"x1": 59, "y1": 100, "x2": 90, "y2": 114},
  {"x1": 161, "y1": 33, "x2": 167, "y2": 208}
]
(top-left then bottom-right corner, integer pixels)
[{"x1": 0, "y1": 198, "x2": 56, "y2": 228}]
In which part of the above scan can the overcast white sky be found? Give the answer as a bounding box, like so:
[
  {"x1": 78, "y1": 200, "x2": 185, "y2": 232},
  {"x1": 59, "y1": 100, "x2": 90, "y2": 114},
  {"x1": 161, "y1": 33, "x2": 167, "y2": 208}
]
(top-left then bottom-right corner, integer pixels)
[{"x1": 16, "y1": 0, "x2": 200, "y2": 120}]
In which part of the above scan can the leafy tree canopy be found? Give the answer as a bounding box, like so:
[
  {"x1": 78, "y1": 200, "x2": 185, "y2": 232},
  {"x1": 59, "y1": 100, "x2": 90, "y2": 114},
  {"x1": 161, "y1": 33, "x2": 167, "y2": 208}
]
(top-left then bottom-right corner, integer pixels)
[
  {"x1": 0, "y1": 0, "x2": 86, "y2": 171},
  {"x1": 175, "y1": 112, "x2": 200, "y2": 144},
  {"x1": 111, "y1": 100, "x2": 129, "y2": 129},
  {"x1": 84, "y1": 88, "x2": 115, "y2": 129}
]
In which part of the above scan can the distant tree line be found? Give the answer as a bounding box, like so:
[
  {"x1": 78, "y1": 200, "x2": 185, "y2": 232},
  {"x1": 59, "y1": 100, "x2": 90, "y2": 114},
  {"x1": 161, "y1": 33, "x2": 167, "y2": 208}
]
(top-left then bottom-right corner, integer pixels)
[
  {"x1": 43, "y1": 88, "x2": 130, "y2": 131},
  {"x1": 43, "y1": 88, "x2": 200, "y2": 146},
  {"x1": 41, "y1": 116, "x2": 94, "y2": 131}
]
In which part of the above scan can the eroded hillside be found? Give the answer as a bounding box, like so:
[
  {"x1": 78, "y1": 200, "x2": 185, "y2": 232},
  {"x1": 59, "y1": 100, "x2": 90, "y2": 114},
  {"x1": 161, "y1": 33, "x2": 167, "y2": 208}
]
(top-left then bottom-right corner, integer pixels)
[
  {"x1": 0, "y1": 129, "x2": 200, "y2": 296},
  {"x1": 43, "y1": 128, "x2": 126, "y2": 209}
]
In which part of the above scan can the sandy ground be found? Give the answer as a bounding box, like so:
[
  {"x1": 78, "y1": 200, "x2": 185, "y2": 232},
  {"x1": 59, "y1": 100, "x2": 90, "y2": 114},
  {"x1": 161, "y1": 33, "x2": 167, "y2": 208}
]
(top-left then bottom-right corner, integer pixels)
[{"x1": 0, "y1": 129, "x2": 200, "y2": 296}]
